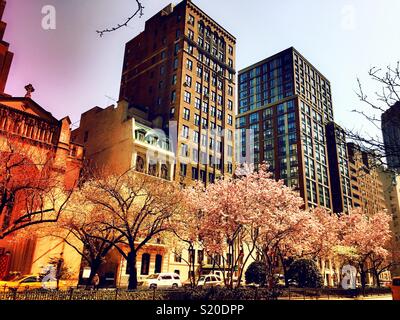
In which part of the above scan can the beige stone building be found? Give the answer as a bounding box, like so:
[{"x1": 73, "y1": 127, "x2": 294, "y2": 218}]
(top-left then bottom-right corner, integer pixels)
[
  {"x1": 347, "y1": 143, "x2": 387, "y2": 216},
  {"x1": 378, "y1": 169, "x2": 400, "y2": 276},
  {"x1": 72, "y1": 100, "x2": 175, "y2": 180},
  {"x1": 72, "y1": 100, "x2": 177, "y2": 286}
]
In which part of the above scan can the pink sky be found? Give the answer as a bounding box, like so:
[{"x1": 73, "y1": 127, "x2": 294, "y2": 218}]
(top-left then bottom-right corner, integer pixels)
[{"x1": 4, "y1": 0, "x2": 400, "y2": 135}]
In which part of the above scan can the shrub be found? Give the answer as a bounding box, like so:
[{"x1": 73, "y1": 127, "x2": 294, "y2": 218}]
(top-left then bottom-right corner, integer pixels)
[
  {"x1": 245, "y1": 261, "x2": 267, "y2": 286},
  {"x1": 286, "y1": 259, "x2": 323, "y2": 288}
]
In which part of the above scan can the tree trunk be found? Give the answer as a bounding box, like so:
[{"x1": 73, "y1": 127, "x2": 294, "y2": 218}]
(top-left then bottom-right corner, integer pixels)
[
  {"x1": 87, "y1": 259, "x2": 102, "y2": 287},
  {"x1": 279, "y1": 253, "x2": 289, "y2": 288},
  {"x1": 373, "y1": 269, "x2": 381, "y2": 287},
  {"x1": 127, "y1": 251, "x2": 138, "y2": 291},
  {"x1": 359, "y1": 264, "x2": 367, "y2": 295}
]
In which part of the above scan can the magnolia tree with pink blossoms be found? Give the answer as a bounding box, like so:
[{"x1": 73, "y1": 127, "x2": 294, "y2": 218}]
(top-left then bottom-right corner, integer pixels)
[
  {"x1": 189, "y1": 163, "x2": 327, "y2": 288},
  {"x1": 242, "y1": 165, "x2": 310, "y2": 287},
  {"x1": 274, "y1": 207, "x2": 340, "y2": 286},
  {"x1": 169, "y1": 183, "x2": 205, "y2": 287},
  {"x1": 192, "y1": 174, "x2": 250, "y2": 288},
  {"x1": 337, "y1": 208, "x2": 393, "y2": 289}
]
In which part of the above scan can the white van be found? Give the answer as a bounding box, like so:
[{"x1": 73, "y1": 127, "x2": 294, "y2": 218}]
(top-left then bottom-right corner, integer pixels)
[{"x1": 142, "y1": 273, "x2": 182, "y2": 289}]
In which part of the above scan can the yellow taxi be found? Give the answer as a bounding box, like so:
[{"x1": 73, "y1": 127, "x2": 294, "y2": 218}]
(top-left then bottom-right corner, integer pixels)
[
  {"x1": 0, "y1": 274, "x2": 63, "y2": 292},
  {"x1": 390, "y1": 277, "x2": 400, "y2": 301}
]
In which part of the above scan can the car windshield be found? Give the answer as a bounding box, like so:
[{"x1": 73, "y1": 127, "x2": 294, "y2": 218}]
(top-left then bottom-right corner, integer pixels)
[
  {"x1": 13, "y1": 275, "x2": 29, "y2": 282},
  {"x1": 198, "y1": 276, "x2": 205, "y2": 282},
  {"x1": 147, "y1": 274, "x2": 159, "y2": 279}
]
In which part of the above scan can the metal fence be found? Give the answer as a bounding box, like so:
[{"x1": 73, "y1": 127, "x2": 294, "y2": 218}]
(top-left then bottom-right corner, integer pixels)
[{"x1": 0, "y1": 287, "x2": 392, "y2": 301}]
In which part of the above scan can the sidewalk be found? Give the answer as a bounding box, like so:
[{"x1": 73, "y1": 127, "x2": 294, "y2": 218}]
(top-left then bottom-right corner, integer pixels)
[{"x1": 279, "y1": 294, "x2": 393, "y2": 301}]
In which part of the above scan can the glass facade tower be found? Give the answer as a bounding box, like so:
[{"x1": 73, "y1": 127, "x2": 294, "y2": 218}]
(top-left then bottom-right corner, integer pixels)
[{"x1": 236, "y1": 47, "x2": 334, "y2": 210}]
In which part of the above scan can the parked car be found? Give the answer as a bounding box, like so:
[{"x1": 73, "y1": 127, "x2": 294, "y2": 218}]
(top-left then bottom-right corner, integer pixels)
[
  {"x1": 389, "y1": 277, "x2": 400, "y2": 301},
  {"x1": 0, "y1": 274, "x2": 66, "y2": 292},
  {"x1": 142, "y1": 273, "x2": 182, "y2": 290},
  {"x1": 288, "y1": 279, "x2": 299, "y2": 287},
  {"x1": 197, "y1": 275, "x2": 224, "y2": 288}
]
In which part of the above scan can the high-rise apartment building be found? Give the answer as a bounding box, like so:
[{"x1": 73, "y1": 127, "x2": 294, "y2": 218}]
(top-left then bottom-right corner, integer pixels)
[
  {"x1": 347, "y1": 143, "x2": 386, "y2": 216},
  {"x1": 0, "y1": 1, "x2": 13, "y2": 95},
  {"x1": 382, "y1": 101, "x2": 400, "y2": 171},
  {"x1": 119, "y1": 0, "x2": 236, "y2": 185},
  {"x1": 325, "y1": 122, "x2": 352, "y2": 214},
  {"x1": 236, "y1": 47, "x2": 334, "y2": 210}
]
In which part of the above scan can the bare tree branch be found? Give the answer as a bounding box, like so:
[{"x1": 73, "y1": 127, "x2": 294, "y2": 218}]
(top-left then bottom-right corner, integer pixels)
[{"x1": 96, "y1": 0, "x2": 145, "y2": 37}]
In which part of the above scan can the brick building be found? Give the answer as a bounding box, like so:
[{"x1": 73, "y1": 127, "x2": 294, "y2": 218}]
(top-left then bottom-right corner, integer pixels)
[
  {"x1": 0, "y1": 0, "x2": 13, "y2": 95},
  {"x1": 0, "y1": 91, "x2": 84, "y2": 279},
  {"x1": 119, "y1": 0, "x2": 236, "y2": 185}
]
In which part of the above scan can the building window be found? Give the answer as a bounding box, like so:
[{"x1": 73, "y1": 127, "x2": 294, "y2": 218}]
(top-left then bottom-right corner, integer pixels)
[
  {"x1": 196, "y1": 82, "x2": 202, "y2": 94},
  {"x1": 194, "y1": 114, "x2": 200, "y2": 126},
  {"x1": 228, "y1": 162, "x2": 233, "y2": 173},
  {"x1": 201, "y1": 134, "x2": 207, "y2": 147},
  {"x1": 217, "y1": 109, "x2": 223, "y2": 121},
  {"x1": 173, "y1": 57, "x2": 179, "y2": 69},
  {"x1": 184, "y1": 91, "x2": 191, "y2": 103},
  {"x1": 193, "y1": 130, "x2": 199, "y2": 143},
  {"x1": 202, "y1": 101, "x2": 209, "y2": 113},
  {"x1": 174, "y1": 252, "x2": 182, "y2": 263},
  {"x1": 201, "y1": 118, "x2": 208, "y2": 129},
  {"x1": 182, "y1": 125, "x2": 189, "y2": 139},
  {"x1": 188, "y1": 14, "x2": 195, "y2": 26},
  {"x1": 228, "y1": 100, "x2": 233, "y2": 111},
  {"x1": 192, "y1": 167, "x2": 199, "y2": 180},
  {"x1": 218, "y1": 95, "x2": 223, "y2": 106},
  {"x1": 188, "y1": 29, "x2": 194, "y2": 40},
  {"x1": 180, "y1": 163, "x2": 187, "y2": 176},
  {"x1": 228, "y1": 146, "x2": 233, "y2": 157},
  {"x1": 181, "y1": 143, "x2": 189, "y2": 156},
  {"x1": 140, "y1": 253, "x2": 150, "y2": 275},
  {"x1": 228, "y1": 115, "x2": 233, "y2": 126},
  {"x1": 171, "y1": 91, "x2": 176, "y2": 103},
  {"x1": 195, "y1": 97, "x2": 201, "y2": 109},
  {"x1": 154, "y1": 254, "x2": 163, "y2": 274},
  {"x1": 172, "y1": 74, "x2": 177, "y2": 85},
  {"x1": 197, "y1": 250, "x2": 204, "y2": 264},
  {"x1": 192, "y1": 149, "x2": 199, "y2": 163},
  {"x1": 186, "y1": 59, "x2": 193, "y2": 70},
  {"x1": 249, "y1": 113, "x2": 259, "y2": 124},
  {"x1": 183, "y1": 108, "x2": 190, "y2": 121},
  {"x1": 185, "y1": 75, "x2": 192, "y2": 87}
]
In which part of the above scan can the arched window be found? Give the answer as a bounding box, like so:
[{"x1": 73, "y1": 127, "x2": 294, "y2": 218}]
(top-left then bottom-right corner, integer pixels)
[
  {"x1": 155, "y1": 254, "x2": 163, "y2": 274},
  {"x1": 140, "y1": 253, "x2": 150, "y2": 275},
  {"x1": 136, "y1": 155, "x2": 145, "y2": 173},
  {"x1": 161, "y1": 164, "x2": 168, "y2": 180},
  {"x1": 149, "y1": 163, "x2": 157, "y2": 176}
]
